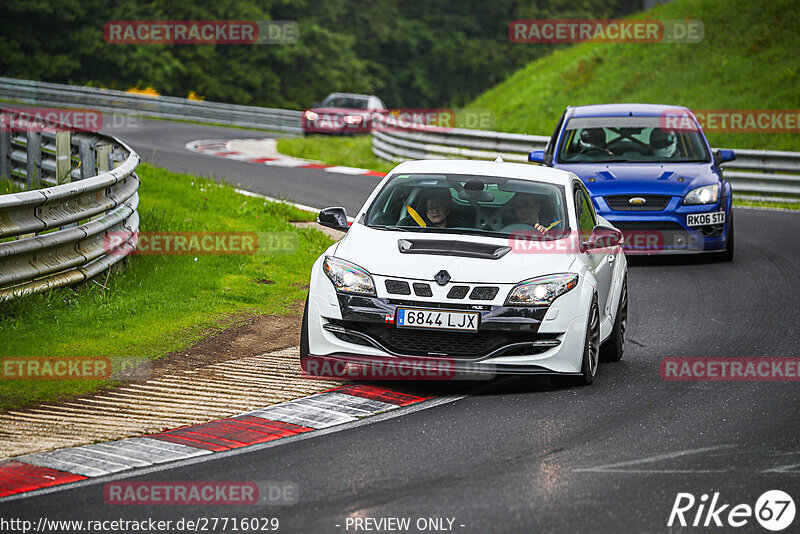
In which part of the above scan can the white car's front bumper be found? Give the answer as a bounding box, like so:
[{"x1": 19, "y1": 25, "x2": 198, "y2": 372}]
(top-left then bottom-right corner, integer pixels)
[{"x1": 306, "y1": 257, "x2": 592, "y2": 377}]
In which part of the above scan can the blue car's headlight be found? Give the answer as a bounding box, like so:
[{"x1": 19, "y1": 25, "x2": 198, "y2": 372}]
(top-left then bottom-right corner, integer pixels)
[
  {"x1": 506, "y1": 273, "x2": 579, "y2": 306},
  {"x1": 683, "y1": 184, "x2": 720, "y2": 205},
  {"x1": 323, "y1": 256, "x2": 376, "y2": 296}
]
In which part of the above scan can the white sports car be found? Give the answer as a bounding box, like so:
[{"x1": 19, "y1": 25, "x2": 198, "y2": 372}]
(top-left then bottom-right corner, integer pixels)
[{"x1": 301, "y1": 160, "x2": 628, "y2": 385}]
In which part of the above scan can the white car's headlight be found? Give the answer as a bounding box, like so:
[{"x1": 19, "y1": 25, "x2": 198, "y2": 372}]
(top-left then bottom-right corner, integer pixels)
[
  {"x1": 506, "y1": 273, "x2": 579, "y2": 306},
  {"x1": 323, "y1": 256, "x2": 376, "y2": 296},
  {"x1": 683, "y1": 184, "x2": 720, "y2": 205}
]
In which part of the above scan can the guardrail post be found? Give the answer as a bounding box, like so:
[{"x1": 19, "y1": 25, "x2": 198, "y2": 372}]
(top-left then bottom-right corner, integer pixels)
[
  {"x1": 79, "y1": 137, "x2": 95, "y2": 180},
  {"x1": 26, "y1": 126, "x2": 42, "y2": 188},
  {"x1": 0, "y1": 118, "x2": 9, "y2": 182},
  {"x1": 97, "y1": 143, "x2": 111, "y2": 172},
  {"x1": 109, "y1": 151, "x2": 125, "y2": 169},
  {"x1": 55, "y1": 131, "x2": 71, "y2": 184}
]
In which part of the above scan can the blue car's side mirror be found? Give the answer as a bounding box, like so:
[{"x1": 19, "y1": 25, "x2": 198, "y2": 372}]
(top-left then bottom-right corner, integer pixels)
[
  {"x1": 528, "y1": 150, "x2": 545, "y2": 164},
  {"x1": 716, "y1": 149, "x2": 736, "y2": 164}
]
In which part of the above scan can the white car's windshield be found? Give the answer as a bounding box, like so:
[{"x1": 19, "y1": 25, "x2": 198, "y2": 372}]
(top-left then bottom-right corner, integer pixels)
[
  {"x1": 558, "y1": 116, "x2": 711, "y2": 163},
  {"x1": 365, "y1": 173, "x2": 570, "y2": 239}
]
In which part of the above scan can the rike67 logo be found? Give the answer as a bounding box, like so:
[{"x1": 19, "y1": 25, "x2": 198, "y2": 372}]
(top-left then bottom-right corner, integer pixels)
[{"x1": 668, "y1": 490, "x2": 795, "y2": 531}]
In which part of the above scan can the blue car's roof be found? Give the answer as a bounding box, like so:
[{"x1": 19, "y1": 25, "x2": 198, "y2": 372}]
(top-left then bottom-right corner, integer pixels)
[{"x1": 568, "y1": 103, "x2": 689, "y2": 118}]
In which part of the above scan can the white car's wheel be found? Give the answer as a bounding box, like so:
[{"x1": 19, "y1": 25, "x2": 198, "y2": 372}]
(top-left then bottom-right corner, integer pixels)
[{"x1": 600, "y1": 276, "x2": 627, "y2": 363}]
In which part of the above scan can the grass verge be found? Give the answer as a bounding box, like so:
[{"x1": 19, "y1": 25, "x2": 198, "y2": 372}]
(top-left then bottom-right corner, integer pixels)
[
  {"x1": 0, "y1": 163, "x2": 325, "y2": 411},
  {"x1": 0, "y1": 179, "x2": 24, "y2": 195},
  {"x1": 277, "y1": 135, "x2": 395, "y2": 174}
]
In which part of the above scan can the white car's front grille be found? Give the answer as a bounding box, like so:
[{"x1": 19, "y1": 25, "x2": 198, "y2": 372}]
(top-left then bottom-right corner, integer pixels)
[{"x1": 383, "y1": 279, "x2": 499, "y2": 301}]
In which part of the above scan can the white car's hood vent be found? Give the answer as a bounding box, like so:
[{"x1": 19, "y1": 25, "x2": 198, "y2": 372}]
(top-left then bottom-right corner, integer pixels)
[
  {"x1": 335, "y1": 224, "x2": 578, "y2": 283},
  {"x1": 397, "y1": 239, "x2": 510, "y2": 260}
]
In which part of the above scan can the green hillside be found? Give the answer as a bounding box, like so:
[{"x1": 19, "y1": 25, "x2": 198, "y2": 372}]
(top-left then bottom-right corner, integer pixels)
[{"x1": 469, "y1": 0, "x2": 800, "y2": 151}]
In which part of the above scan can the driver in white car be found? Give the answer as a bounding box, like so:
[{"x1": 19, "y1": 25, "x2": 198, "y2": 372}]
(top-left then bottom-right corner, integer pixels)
[{"x1": 509, "y1": 193, "x2": 560, "y2": 235}]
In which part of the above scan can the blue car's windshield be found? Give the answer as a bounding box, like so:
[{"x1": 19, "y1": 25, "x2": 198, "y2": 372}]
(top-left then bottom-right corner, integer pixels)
[{"x1": 558, "y1": 116, "x2": 711, "y2": 164}]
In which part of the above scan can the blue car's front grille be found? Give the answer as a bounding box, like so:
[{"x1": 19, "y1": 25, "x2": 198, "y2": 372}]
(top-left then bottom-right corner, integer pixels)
[
  {"x1": 604, "y1": 194, "x2": 671, "y2": 211},
  {"x1": 612, "y1": 221, "x2": 686, "y2": 233}
]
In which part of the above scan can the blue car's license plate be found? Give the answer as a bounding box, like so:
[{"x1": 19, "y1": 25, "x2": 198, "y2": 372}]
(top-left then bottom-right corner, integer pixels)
[{"x1": 687, "y1": 211, "x2": 726, "y2": 226}]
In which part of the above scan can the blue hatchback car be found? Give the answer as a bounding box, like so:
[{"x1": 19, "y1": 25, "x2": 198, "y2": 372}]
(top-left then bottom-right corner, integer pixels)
[{"x1": 530, "y1": 104, "x2": 735, "y2": 260}]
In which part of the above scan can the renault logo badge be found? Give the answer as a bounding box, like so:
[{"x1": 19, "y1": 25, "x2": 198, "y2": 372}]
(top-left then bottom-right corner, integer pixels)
[{"x1": 434, "y1": 270, "x2": 451, "y2": 286}]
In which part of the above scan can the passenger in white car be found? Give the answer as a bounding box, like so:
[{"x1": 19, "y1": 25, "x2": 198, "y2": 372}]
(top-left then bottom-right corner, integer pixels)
[{"x1": 424, "y1": 190, "x2": 453, "y2": 228}]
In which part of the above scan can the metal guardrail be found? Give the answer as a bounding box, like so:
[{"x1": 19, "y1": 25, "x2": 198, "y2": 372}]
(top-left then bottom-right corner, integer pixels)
[
  {"x1": 372, "y1": 117, "x2": 800, "y2": 200},
  {"x1": 0, "y1": 77, "x2": 303, "y2": 134},
  {"x1": 0, "y1": 108, "x2": 139, "y2": 301}
]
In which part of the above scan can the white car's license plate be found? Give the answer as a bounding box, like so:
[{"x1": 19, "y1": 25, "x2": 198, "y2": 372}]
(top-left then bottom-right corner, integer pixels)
[
  {"x1": 686, "y1": 211, "x2": 726, "y2": 226},
  {"x1": 396, "y1": 308, "x2": 479, "y2": 331}
]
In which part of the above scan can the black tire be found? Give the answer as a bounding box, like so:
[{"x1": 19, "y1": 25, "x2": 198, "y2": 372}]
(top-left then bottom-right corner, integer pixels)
[
  {"x1": 554, "y1": 297, "x2": 600, "y2": 387},
  {"x1": 718, "y1": 211, "x2": 734, "y2": 262},
  {"x1": 299, "y1": 296, "x2": 310, "y2": 371},
  {"x1": 600, "y1": 276, "x2": 627, "y2": 363}
]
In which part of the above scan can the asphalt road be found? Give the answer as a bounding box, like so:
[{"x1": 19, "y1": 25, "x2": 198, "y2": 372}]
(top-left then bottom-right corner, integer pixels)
[
  {"x1": 5, "y1": 121, "x2": 800, "y2": 533},
  {"x1": 106, "y1": 118, "x2": 379, "y2": 213}
]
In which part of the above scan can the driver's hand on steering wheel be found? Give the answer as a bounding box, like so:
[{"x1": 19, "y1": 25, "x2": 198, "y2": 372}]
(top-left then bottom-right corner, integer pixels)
[{"x1": 534, "y1": 223, "x2": 549, "y2": 235}]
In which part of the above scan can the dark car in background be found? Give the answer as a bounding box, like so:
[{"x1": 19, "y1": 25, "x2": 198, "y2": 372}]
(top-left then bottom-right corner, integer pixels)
[
  {"x1": 529, "y1": 104, "x2": 735, "y2": 260},
  {"x1": 302, "y1": 93, "x2": 387, "y2": 135}
]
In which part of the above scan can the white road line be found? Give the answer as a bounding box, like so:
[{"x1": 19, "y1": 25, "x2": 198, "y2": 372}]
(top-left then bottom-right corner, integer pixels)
[
  {"x1": 234, "y1": 188, "x2": 327, "y2": 216},
  {"x1": 262, "y1": 160, "x2": 308, "y2": 167},
  {"x1": 324, "y1": 166, "x2": 373, "y2": 175},
  {"x1": 574, "y1": 445, "x2": 733, "y2": 473},
  {"x1": 764, "y1": 462, "x2": 800, "y2": 473}
]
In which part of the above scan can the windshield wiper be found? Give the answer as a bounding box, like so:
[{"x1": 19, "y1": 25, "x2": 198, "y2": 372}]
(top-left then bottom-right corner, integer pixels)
[
  {"x1": 563, "y1": 158, "x2": 639, "y2": 164},
  {"x1": 368, "y1": 225, "x2": 413, "y2": 232}
]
